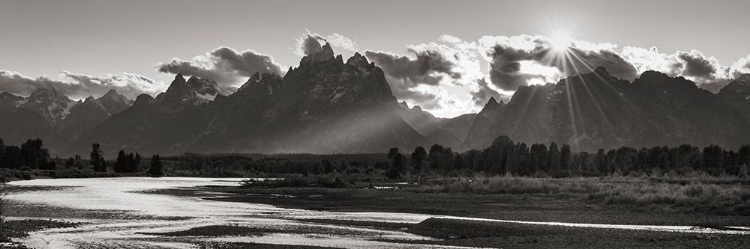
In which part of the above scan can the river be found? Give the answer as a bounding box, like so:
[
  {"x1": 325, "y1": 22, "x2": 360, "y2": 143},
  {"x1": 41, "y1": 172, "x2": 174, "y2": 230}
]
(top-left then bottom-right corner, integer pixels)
[{"x1": 5, "y1": 177, "x2": 750, "y2": 248}]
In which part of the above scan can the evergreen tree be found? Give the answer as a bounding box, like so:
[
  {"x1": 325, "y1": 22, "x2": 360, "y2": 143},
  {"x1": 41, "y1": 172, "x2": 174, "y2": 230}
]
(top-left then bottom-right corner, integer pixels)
[
  {"x1": 115, "y1": 150, "x2": 127, "y2": 173},
  {"x1": 149, "y1": 154, "x2": 164, "y2": 177},
  {"x1": 0, "y1": 138, "x2": 5, "y2": 168},
  {"x1": 90, "y1": 143, "x2": 103, "y2": 171}
]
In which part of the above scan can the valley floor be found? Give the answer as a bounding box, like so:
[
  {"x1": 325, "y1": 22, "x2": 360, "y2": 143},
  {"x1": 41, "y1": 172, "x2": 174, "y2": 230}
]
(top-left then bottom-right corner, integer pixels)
[
  {"x1": 3, "y1": 176, "x2": 750, "y2": 248},
  {"x1": 146, "y1": 178, "x2": 750, "y2": 248}
]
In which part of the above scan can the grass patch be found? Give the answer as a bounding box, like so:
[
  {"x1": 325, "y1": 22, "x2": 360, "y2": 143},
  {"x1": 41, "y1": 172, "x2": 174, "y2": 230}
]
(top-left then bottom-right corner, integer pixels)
[
  {"x1": 417, "y1": 176, "x2": 750, "y2": 215},
  {"x1": 141, "y1": 225, "x2": 264, "y2": 237},
  {"x1": 241, "y1": 175, "x2": 348, "y2": 189}
]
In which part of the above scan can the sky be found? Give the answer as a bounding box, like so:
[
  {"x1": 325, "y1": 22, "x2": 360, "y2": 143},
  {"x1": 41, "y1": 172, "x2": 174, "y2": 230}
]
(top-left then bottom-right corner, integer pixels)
[{"x1": 2, "y1": 0, "x2": 750, "y2": 117}]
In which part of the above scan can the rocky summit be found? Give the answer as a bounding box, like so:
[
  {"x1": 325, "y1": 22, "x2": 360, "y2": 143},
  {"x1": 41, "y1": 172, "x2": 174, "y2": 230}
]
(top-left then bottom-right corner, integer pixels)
[{"x1": 67, "y1": 44, "x2": 430, "y2": 156}]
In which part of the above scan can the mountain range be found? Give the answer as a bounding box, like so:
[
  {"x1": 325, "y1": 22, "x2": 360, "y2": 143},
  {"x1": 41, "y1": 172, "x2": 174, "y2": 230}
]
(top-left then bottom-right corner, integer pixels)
[{"x1": 2, "y1": 44, "x2": 750, "y2": 157}]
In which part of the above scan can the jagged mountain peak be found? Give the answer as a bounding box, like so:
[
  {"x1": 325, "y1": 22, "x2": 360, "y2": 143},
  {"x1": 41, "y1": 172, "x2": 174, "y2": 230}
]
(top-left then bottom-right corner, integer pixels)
[
  {"x1": 133, "y1": 94, "x2": 154, "y2": 107},
  {"x1": 637, "y1": 70, "x2": 671, "y2": 81},
  {"x1": 399, "y1": 101, "x2": 409, "y2": 109},
  {"x1": 346, "y1": 52, "x2": 369, "y2": 66},
  {"x1": 186, "y1": 76, "x2": 231, "y2": 96},
  {"x1": 593, "y1": 66, "x2": 610, "y2": 76},
  {"x1": 99, "y1": 89, "x2": 130, "y2": 102},
  {"x1": 480, "y1": 96, "x2": 503, "y2": 113}
]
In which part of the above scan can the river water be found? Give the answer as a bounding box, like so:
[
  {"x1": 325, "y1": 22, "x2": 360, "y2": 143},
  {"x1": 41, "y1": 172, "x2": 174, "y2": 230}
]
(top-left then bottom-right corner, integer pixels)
[{"x1": 5, "y1": 177, "x2": 750, "y2": 248}]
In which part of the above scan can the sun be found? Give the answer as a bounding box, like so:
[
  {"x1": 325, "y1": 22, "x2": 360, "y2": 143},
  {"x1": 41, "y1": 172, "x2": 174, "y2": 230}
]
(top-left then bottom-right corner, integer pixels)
[{"x1": 549, "y1": 32, "x2": 573, "y2": 52}]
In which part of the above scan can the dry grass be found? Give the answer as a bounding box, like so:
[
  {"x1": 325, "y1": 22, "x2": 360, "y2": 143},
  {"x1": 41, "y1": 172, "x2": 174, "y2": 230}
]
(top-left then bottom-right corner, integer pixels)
[{"x1": 418, "y1": 175, "x2": 750, "y2": 214}]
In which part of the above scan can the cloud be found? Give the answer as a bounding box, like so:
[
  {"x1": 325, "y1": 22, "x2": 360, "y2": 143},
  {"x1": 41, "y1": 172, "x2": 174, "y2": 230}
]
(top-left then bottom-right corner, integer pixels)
[
  {"x1": 298, "y1": 34, "x2": 325, "y2": 56},
  {"x1": 0, "y1": 71, "x2": 57, "y2": 97},
  {"x1": 676, "y1": 50, "x2": 725, "y2": 80},
  {"x1": 366, "y1": 39, "x2": 482, "y2": 86},
  {"x1": 296, "y1": 32, "x2": 359, "y2": 56},
  {"x1": 730, "y1": 54, "x2": 750, "y2": 78},
  {"x1": 470, "y1": 78, "x2": 512, "y2": 107},
  {"x1": 326, "y1": 33, "x2": 359, "y2": 52},
  {"x1": 0, "y1": 70, "x2": 165, "y2": 100},
  {"x1": 621, "y1": 47, "x2": 733, "y2": 91},
  {"x1": 478, "y1": 35, "x2": 637, "y2": 91},
  {"x1": 365, "y1": 50, "x2": 449, "y2": 86},
  {"x1": 60, "y1": 71, "x2": 165, "y2": 99},
  {"x1": 155, "y1": 47, "x2": 283, "y2": 87},
  {"x1": 364, "y1": 36, "x2": 486, "y2": 116}
]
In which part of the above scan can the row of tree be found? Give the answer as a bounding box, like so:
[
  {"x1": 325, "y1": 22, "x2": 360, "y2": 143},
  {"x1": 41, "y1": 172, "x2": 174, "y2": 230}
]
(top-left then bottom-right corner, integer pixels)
[
  {"x1": 0, "y1": 138, "x2": 56, "y2": 170},
  {"x1": 0, "y1": 138, "x2": 163, "y2": 177},
  {"x1": 2, "y1": 136, "x2": 748, "y2": 178},
  {"x1": 386, "y1": 136, "x2": 750, "y2": 177}
]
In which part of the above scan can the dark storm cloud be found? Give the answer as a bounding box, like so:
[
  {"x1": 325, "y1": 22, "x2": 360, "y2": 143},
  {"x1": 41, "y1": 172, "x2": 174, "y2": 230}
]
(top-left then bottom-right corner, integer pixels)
[
  {"x1": 211, "y1": 47, "x2": 283, "y2": 77},
  {"x1": 155, "y1": 47, "x2": 283, "y2": 87},
  {"x1": 481, "y1": 35, "x2": 638, "y2": 91},
  {"x1": 156, "y1": 59, "x2": 232, "y2": 83},
  {"x1": 677, "y1": 50, "x2": 718, "y2": 79},
  {"x1": 383, "y1": 74, "x2": 442, "y2": 110},
  {"x1": 0, "y1": 70, "x2": 164, "y2": 99},
  {"x1": 567, "y1": 48, "x2": 638, "y2": 79},
  {"x1": 300, "y1": 34, "x2": 325, "y2": 55},
  {"x1": 365, "y1": 49, "x2": 458, "y2": 87}
]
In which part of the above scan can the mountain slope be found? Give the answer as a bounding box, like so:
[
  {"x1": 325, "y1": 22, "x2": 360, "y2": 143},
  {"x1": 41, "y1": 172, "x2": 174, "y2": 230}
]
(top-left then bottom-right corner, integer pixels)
[
  {"x1": 69, "y1": 46, "x2": 431, "y2": 156},
  {"x1": 717, "y1": 74, "x2": 750, "y2": 122},
  {"x1": 463, "y1": 68, "x2": 750, "y2": 151}
]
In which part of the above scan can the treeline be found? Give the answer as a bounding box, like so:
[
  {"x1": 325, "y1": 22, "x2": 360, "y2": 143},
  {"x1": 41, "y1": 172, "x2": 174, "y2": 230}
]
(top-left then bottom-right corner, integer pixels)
[
  {"x1": 0, "y1": 138, "x2": 163, "y2": 176},
  {"x1": 165, "y1": 153, "x2": 388, "y2": 177},
  {"x1": 385, "y1": 136, "x2": 750, "y2": 178},
  {"x1": 0, "y1": 138, "x2": 57, "y2": 170},
  {"x1": 2, "y1": 136, "x2": 748, "y2": 179}
]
